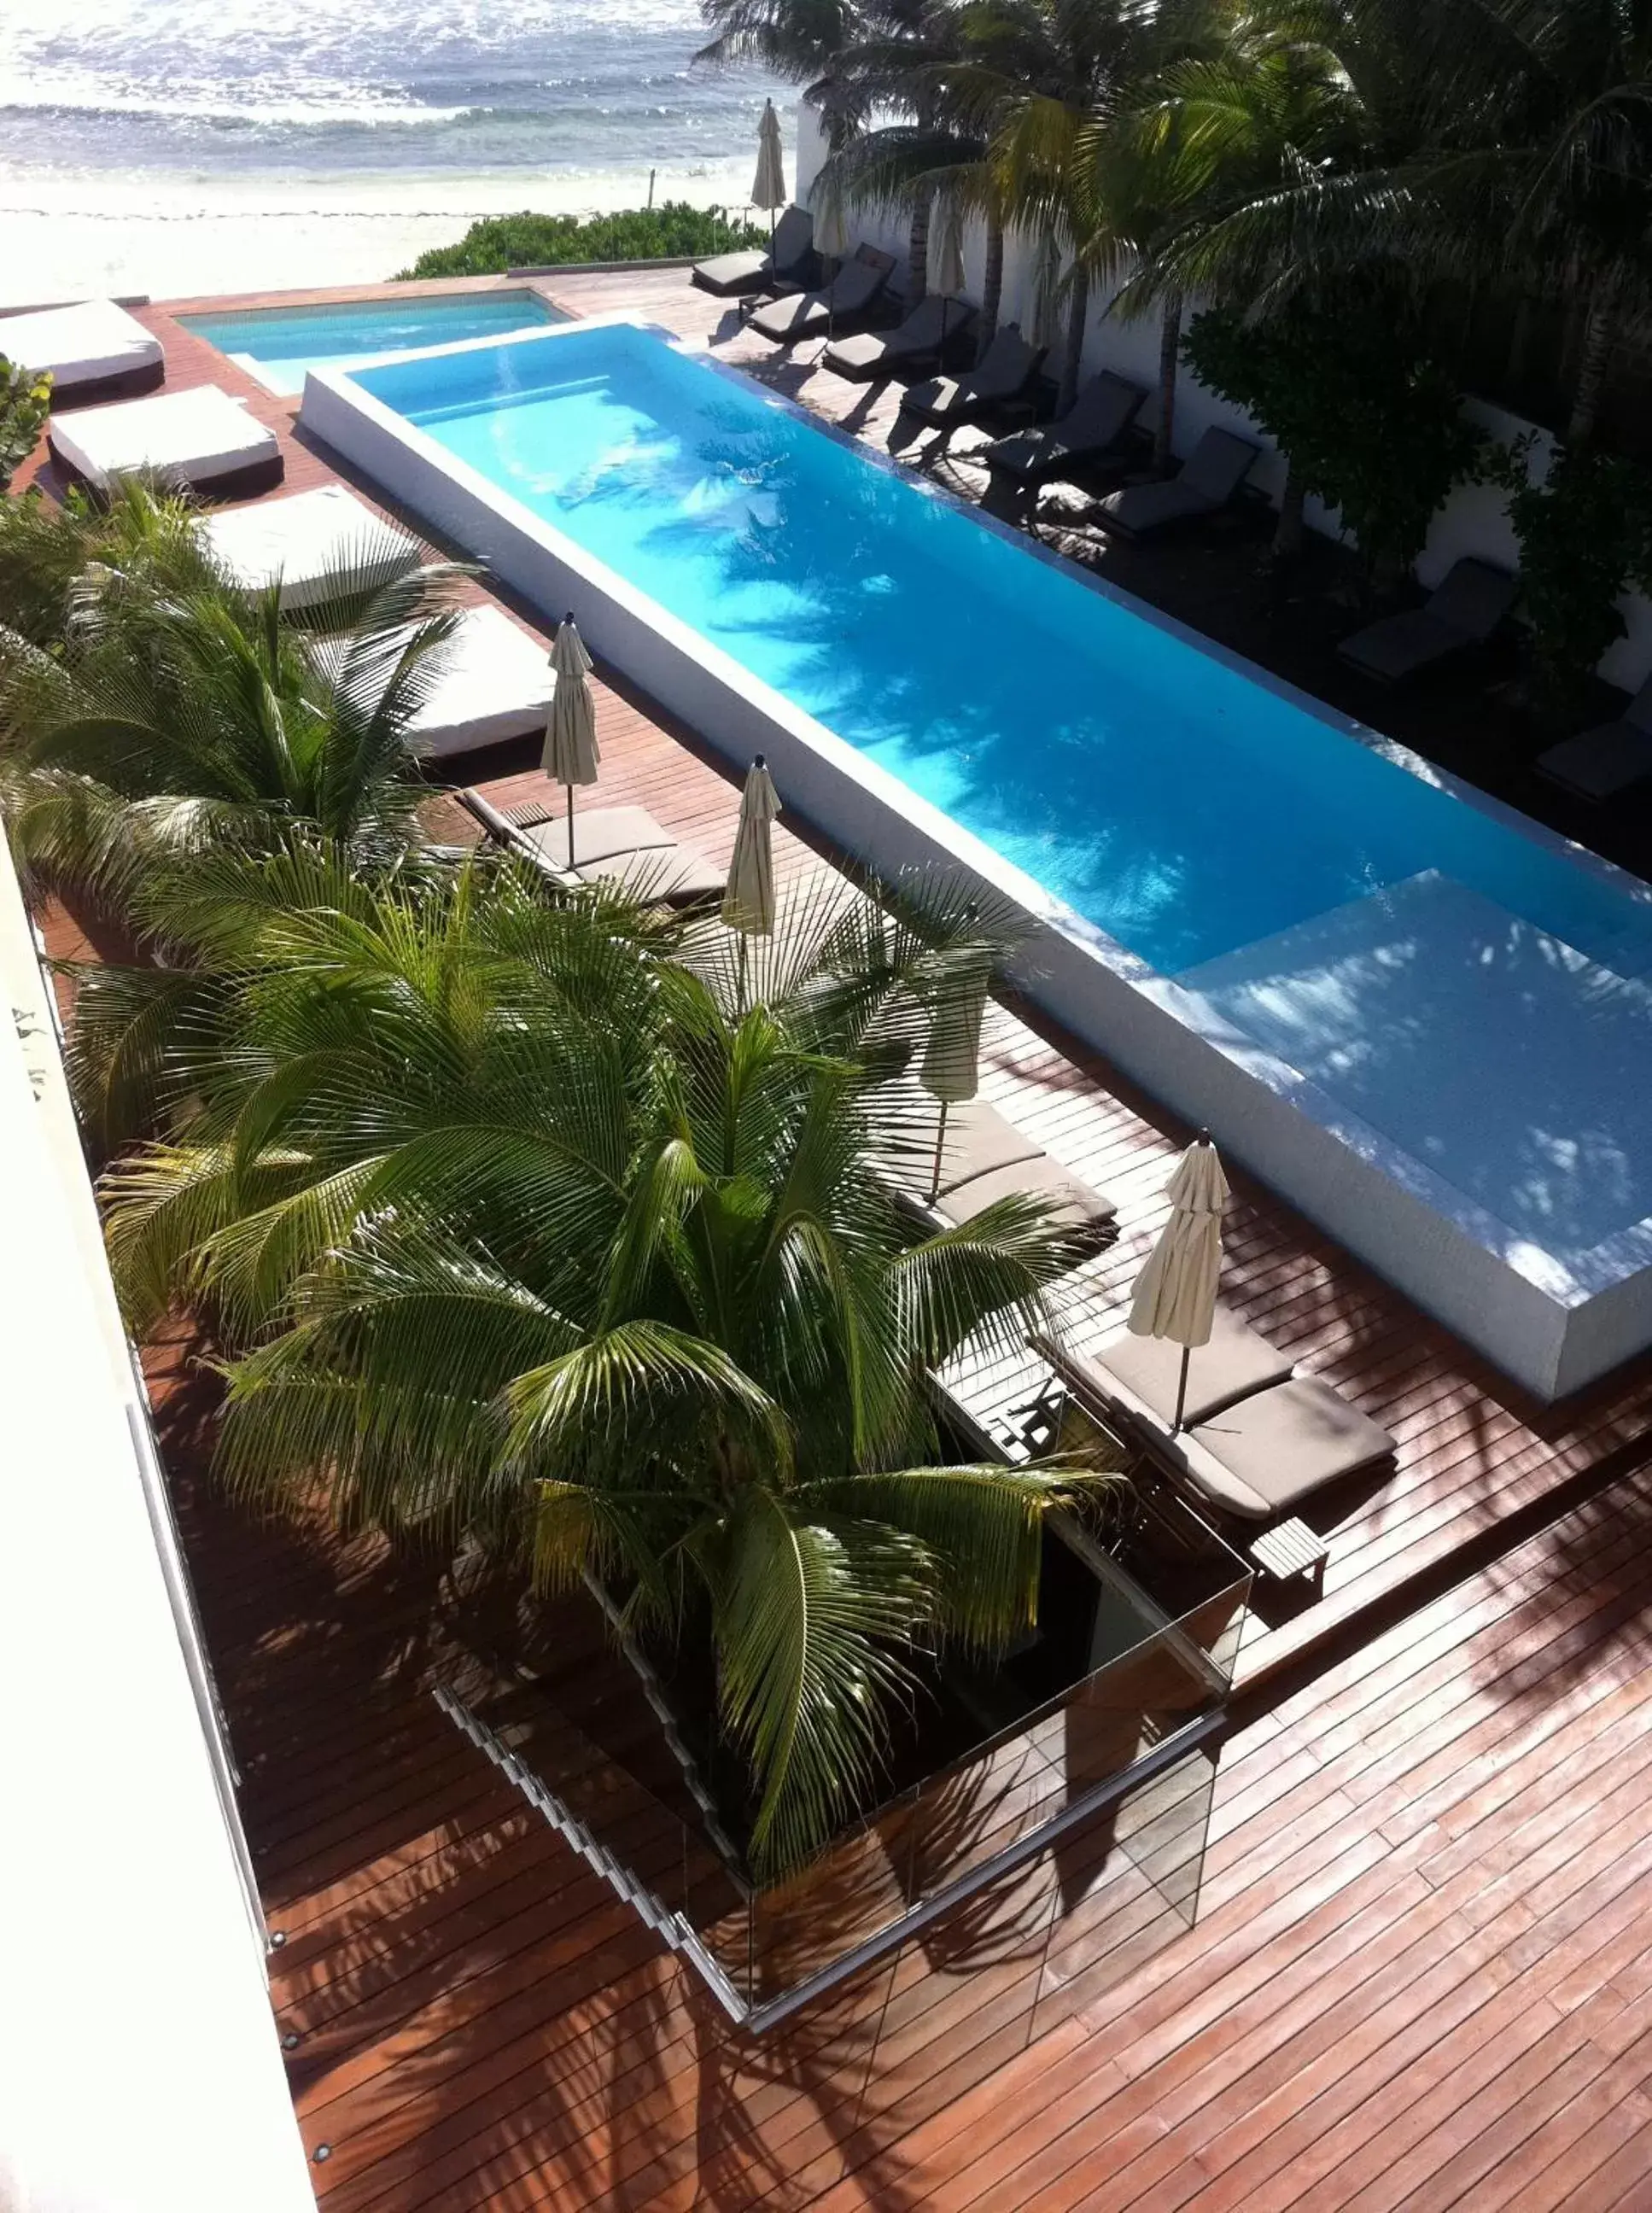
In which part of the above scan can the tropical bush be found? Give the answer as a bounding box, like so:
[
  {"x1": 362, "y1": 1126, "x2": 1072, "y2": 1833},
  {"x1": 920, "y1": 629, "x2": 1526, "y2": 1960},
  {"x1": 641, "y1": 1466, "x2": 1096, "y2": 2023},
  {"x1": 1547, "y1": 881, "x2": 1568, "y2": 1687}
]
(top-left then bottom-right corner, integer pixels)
[
  {"x1": 1183, "y1": 286, "x2": 1484, "y2": 587},
  {"x1": 74, "y1": 849, "x2": 1100, "y2": 1874},
  {"x1": 0, "y1": 355, "x2": 51, "y2": 494},
  {"x1": 0, "y1": 482, "x2": 470, "y2": 918},
  {"x1": 397, "y1": 201, "x2": 766, "y2": 280},
  {"x1": 1485, "y1": 439, "x2": 1652, "y2": 715}
]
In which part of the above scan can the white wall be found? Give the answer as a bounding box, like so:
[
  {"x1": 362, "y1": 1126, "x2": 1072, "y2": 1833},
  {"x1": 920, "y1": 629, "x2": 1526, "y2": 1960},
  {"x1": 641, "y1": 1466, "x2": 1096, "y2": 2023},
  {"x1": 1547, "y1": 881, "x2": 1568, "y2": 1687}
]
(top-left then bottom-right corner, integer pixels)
[
  {"x1": 0, "y1": 836, "x2": 318, "y2": 2213},
  {"x1": 794, "y1": 105, "x2": 1652, "y2": 692}
]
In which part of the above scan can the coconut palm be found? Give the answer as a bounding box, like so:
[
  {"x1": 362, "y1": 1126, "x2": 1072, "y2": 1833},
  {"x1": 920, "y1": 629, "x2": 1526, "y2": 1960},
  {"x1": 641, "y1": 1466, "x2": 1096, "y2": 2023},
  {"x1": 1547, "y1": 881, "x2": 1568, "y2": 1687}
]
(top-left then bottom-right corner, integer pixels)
[
  {"x1": 0, "y1": 501, "x2": 468, "y2": 915},
  {"x1": 88, "y1": 848, "x2": 1099, "y2": 1874}
]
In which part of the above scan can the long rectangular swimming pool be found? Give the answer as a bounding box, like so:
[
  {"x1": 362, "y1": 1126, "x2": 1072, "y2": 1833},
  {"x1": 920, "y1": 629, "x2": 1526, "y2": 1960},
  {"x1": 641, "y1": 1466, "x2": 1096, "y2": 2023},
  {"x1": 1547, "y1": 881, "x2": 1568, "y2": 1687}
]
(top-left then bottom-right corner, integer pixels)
[{"x1": 302, "y1": 318, "x2": 1652, "y2": 1397}]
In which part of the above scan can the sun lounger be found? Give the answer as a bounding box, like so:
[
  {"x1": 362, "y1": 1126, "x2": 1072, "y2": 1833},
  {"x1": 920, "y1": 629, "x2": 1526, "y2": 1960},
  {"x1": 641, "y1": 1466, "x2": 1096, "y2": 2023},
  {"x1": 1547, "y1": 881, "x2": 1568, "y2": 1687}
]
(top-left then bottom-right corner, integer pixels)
[
  {"x1": 898, "y1": 326, "x2": 1047, "y2": 430},
  {"x1": 1536, "y1": 679, "x2": 1652, "y2": 801},
  {"x1": 0, "y1": 299, "x2": 164, "y2": 403},
  {"x1": 982, "y1": 372, "x2": 1146, "y2": 486},
  {"x1": 822, "y1": 294, "x2": 977, "y2": 382},
  {"x1": 199, "y1": 484, "x2": 415, "y2": 610},
  {"x1": 458, "y1": 789, "x2": 724, "y2": 906},
  {"x1": 1054, "y1": 1308, "x2": 1297, "y2": 1433},
  {"x1": 1337, "y1": 558, "x2": 1517, "y2": 685},
  {"x1": 919, "y1": 1098, "x2": 1118, "y2": 1241},
  {"x1": 1093, "y1": 428, "x2": 1258, "y2": 540},
  {"x1": 747, "y1": 247, "x2": 896, "y2": 344},
  {"x1": 49, "y1": 386, "x2": 283, "y2": 499},
  {"x1": 401, "y1": 607, "x2": 555, "y2": 758},
  {"x1": 1043, "y1": 1322, "x2": 1393, "y2": 1521},
  {"x1": 692, "y1": 206, "x2": 815, "y2": 296}
]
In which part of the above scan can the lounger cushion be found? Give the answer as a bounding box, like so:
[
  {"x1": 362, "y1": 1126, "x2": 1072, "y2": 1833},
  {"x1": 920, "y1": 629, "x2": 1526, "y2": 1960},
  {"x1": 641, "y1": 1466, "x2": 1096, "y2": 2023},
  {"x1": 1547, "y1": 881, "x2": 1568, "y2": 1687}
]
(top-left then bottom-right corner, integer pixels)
[
  {"x1": 0, "y1": 300, "x2": 162, "y2": 393},
  {"x1": 200, "y1": 485, "x2": 409, "y2": 609},
  {"x1": 931, "y1": 1099, "x2": 1045, "y2": 1195},
  {"x1": 1338, "y1": 609, "x2": 1470, "y2": 682},
  {"x1": 984, "y1": 374, "x2": 1144, "y2": 481},
  {"x1": 1178, "y1": 429, "x2": 1261, "y2": 505},
  {"x1": 1537, "y1": 718, "x2": 1652, "y2": 802},
  {"x1": 1096, "y1": 478, "x2": 1214, "y2": 536},
  {"x1": 1068, "y1": 1307, "x2": 1295, "y2": 1431},
  {"x1": 1177, "y1": 1376, "x2": 1394, "y2": 1521},
  {"x1": 1340, "y1": 559, "x2": 1516, "y2": 682},
  {"x1": 824, "y1": 296, "x2": 972, "y2": 378},
  {"x1": 903, "y1": 328, "x2": 1042, "y2": 423},
  {"x1": 937, "y1": 1153, "x2": 1117, "y2": 1235},
  {"x1": 749, "y1": 248, "x2": 889, "y2": 342},
  {"x1": 404, "y1": 607, "x2": 554, "y2": 758},
  {"x1": 50, "y1": 387, "x2": 279, "y2": 492},
  {"x1": 518, "y1": 808, "x2": 723, "y2": 903},
  {"x1": 693, "y1": 207, "x2": 814, "y2": 294}
]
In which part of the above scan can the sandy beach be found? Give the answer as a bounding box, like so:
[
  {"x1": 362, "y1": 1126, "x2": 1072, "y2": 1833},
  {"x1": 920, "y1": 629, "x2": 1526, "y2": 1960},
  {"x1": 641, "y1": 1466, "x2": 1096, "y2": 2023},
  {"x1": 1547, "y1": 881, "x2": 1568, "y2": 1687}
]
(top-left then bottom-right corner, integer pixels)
[{"x1": 0, "y1": 156, "x2": 762, "y2": 310}]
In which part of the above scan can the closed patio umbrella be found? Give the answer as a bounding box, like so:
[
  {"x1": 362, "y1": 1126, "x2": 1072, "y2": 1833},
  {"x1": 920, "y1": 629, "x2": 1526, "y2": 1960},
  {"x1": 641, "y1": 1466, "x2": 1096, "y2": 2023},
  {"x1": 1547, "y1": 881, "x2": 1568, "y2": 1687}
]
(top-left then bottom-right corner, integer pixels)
[
  {"x1": 1127, "y1": 1130, "x2": 1230, "y2": 1432},
  {"x1": 920, "y1": 932, "x2": 988, "y2": 1200},
  {"x1": 752, "y1": 100, "x2": 786, "y2": 242},
  {"x1": 723, "y1": 754, "x2": 781, "y2": 999},
  {"x1": 1027, "y1": 230, "x2": 1064, "y2": 355},
  {"x1": 543, "y1": 614, "x2": 599, "y2": 868},
  {"x1": 811, "y1": 178, "x2": 851, "y2": 347},
  {"x1": 932, "y1": 190, "x2": 966, "y2": 359}
]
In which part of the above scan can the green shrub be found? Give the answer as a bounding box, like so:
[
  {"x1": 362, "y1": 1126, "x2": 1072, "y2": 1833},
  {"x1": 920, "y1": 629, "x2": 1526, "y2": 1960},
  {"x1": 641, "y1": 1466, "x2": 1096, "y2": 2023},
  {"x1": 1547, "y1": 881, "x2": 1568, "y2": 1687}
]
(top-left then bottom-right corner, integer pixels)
[
  {"x1": 1486, "y1": 438, "x2": 1652, "y2": 715},
  {"x1": 1184, "y1": 283, "x2": 1483, "y2": 593},
  {"x1": 0, "y1": 356, "x2": 52, "y2": 494},
  {"x1": 396, "y1": 201, "x2": 766, "y2": 281}
]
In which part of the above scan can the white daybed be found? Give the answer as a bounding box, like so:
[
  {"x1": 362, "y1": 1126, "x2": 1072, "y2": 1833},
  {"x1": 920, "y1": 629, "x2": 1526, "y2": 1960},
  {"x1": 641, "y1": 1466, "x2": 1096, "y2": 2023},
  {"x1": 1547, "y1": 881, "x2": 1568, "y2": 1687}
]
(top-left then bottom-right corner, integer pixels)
[
  {"x1": 49, "y1": 387, "x2": 283, "y2": 499},
  {"x1": 405, "y1": 606, "x2": 555, "y2": 758},
  {"x1": 0, "y1": 299, "x2": 164, "y2": 401},
  {"x1": 200, "y1": 485, "x2": 416, "y2": 610}
]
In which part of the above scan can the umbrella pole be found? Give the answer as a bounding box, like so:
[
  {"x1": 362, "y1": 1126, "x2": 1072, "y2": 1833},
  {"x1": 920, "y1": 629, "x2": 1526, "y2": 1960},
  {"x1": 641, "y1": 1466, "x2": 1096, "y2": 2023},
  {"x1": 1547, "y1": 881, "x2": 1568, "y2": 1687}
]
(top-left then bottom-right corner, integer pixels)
[
  {"x1": 565, "y1": 785, "x2": 575, "y2": 871},
  {"x1": 1172, "y1": 1345, "x2": 1191, "y2": 1435},
  {"x1": 928, "y1": 1100, "x2": 949, "y2": 1204}
]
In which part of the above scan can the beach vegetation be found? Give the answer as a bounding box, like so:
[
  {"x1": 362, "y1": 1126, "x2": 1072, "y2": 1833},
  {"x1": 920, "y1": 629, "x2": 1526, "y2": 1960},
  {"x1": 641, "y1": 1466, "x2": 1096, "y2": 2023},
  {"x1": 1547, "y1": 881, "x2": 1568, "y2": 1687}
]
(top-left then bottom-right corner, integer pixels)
[
  {"x1": 397, "y1": 201, "x2": 765, "y2": 280},
  {"x1": 0, "y1": 357, "x2": 52, "y2": 495}
]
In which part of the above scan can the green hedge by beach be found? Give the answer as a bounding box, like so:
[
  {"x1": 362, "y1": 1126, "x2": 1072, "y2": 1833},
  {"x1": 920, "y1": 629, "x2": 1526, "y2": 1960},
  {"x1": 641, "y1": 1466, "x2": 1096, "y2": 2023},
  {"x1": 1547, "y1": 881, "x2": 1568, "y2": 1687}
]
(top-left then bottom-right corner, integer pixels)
[{"x1": 395, "y1": 201, "x2": 767, "y2": 280}]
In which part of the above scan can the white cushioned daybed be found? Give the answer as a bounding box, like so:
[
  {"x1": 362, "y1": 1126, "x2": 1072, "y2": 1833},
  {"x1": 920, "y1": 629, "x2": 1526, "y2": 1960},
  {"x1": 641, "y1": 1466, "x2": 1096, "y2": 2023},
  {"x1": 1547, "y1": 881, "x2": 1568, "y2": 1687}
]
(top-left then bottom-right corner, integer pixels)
[
  {"x1": 0, "y1": 300, "x2": 164, "y2": 401},
  {"x1": 50, "y1": 387, "x2": 282, "y2": 499},
  {"x1": 200, "y1": 485, "x2": 418, "y2": 610},
  {"x1": 405, "y1": 607, "x2": 556, "y2": 759}
]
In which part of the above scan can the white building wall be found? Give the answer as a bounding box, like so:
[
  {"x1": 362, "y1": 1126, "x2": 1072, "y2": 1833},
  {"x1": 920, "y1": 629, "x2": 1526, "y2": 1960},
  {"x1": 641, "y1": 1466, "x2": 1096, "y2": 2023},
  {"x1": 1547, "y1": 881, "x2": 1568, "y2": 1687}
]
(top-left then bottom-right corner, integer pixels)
[{"x1": 794, "y1": 105, "x2": 1652, "y2": 692}]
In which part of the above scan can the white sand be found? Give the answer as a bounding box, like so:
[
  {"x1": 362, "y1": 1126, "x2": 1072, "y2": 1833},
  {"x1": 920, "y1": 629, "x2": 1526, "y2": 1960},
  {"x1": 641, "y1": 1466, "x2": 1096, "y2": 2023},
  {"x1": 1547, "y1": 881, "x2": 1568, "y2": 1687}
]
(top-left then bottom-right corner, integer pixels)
[{"x1": 0, "y1": 156, "x2": 759, "y2": 310}]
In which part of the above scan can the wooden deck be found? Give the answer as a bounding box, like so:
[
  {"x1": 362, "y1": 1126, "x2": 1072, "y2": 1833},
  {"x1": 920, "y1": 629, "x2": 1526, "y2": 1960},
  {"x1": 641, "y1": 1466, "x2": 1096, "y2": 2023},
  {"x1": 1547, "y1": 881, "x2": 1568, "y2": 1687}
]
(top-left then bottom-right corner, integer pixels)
[{"x1": 18, "y1": 260, "x2": 1652, "y2": 2206}]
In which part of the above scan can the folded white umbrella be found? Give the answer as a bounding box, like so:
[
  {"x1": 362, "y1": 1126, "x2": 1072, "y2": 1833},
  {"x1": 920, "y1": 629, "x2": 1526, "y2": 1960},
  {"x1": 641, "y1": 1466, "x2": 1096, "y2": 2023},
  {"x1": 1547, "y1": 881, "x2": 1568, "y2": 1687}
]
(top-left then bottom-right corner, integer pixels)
[
  {"x1": 722, "y1": 756, "x2": 780, "y2": 934},
  {"x1": 1027, "y1": 231, "x2": 1065, "y2": 356},
  {"x1": 932, "y1": 190, "x2": 967, "y2": 358},
  {"x1": 752, "y1": 100, "x2": 787, "y2": 241},
  {"x1": 920, "y1": 955, "x2": 988, "y2": 1200},
  {"x1": 1127, "y1": 1131, "x2": 1230, "y2": 1431},
  {"x1": 543, "y1": 615, "x2": 599, "y2": 867}
]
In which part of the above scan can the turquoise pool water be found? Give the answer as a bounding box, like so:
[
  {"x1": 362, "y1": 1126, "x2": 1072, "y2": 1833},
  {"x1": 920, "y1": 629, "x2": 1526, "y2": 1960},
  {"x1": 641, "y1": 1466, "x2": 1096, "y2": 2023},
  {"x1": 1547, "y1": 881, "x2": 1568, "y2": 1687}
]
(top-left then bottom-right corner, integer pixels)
[
  {"x1": 353, "y1": 324, "x2": 1652, "y2": 983},
  {"x1": 184, "y1": 291, "x2": 563, "y2": 399}
]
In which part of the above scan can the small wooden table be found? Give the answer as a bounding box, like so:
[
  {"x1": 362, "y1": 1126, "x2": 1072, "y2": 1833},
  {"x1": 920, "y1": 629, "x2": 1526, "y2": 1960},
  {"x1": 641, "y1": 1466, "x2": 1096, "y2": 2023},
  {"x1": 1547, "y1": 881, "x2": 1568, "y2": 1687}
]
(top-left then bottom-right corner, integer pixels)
[{"x1": 1250, "y1": 1516, "x2": 1330, "y2": 1594}]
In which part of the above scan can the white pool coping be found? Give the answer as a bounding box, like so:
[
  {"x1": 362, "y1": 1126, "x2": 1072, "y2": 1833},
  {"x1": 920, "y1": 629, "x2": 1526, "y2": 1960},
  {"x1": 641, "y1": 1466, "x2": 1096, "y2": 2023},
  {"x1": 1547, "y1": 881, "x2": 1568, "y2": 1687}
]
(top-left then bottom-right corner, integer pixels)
[{"x1": 299, "y1": 315, "x2": 1652, "y2": 1401}]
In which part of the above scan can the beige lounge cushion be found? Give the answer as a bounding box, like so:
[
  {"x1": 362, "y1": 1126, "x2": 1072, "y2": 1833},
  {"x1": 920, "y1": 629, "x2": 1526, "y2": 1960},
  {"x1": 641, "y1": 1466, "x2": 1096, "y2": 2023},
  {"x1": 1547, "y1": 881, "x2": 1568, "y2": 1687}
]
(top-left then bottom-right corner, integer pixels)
[
  {"x1": 1068, "y1": 1306, "x2": 1294, "y2": 1430},
  {"x1": 937, "y1": 1153, "x2": 1117, "y2": 1234},
  {"x1": 517, "y1": 808, "x2": 722, "y2": 902},
  {"x1": 405, "y1": 607, "x2": 554, "y2": 758},
  {"x1": 1176, "y1": 1376, "x2": 1395, "y2": 1521},
  {"x1": 201, "y1": 484, "x2": 406, "y2": 609},
  {"x1": 50, "y1": 386, "x2": 278, "y2": 492},
  {"x1": 931, "y1": 1100, "x2": 1045, "y2": 1195}
]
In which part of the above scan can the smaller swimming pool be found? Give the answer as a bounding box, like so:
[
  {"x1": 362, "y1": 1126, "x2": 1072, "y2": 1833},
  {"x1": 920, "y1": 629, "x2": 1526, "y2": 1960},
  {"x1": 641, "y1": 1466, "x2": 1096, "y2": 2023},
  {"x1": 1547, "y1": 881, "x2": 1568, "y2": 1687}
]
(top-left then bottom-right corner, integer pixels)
[{"x1": 182, "y1": 289, "x2": 567, "y2": 399}]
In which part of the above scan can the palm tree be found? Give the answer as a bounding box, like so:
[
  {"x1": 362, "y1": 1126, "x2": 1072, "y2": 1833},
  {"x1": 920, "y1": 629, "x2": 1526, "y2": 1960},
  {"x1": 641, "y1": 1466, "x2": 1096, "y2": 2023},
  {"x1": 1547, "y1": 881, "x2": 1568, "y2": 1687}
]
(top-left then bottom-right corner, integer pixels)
[
  {"x1": 86, "y1": 850, "x2": 1101, "y2": 1874},
  {"x1": 1104, "y1": 0, "x2": 1371, "y2": 470},
  {"x1": 0, "y1": 498, "x2": 468, "y2": 916},
  {"x1": 946, "y1": 0, "x2": 1168, "y2": 412}
]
